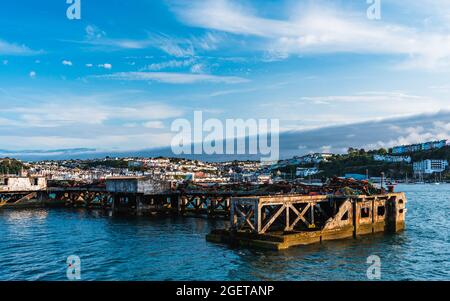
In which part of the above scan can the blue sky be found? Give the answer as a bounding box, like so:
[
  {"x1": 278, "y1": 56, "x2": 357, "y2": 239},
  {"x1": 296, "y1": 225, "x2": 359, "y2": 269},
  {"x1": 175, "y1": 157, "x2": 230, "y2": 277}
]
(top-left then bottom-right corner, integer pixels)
[{"x1": 1, "y1": 0, "x2": 450, "y2": 156}]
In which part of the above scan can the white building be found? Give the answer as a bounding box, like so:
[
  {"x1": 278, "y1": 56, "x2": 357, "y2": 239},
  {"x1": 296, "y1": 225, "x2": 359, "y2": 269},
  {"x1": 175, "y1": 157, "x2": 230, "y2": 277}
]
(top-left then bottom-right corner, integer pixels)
[
  {"x1": 413, "y1": 159, "x2": 448, "y2": 175},
  {"x1": 0, "y1": 176, "x2": 47, "y2": 192},
  {"x1": 296, "y1": 167, "x2": 319, "y2": 177},
  {"x1": 298, "y1": 153, "x2": 332, "y2": 164},
  {"x1": 373, "y1": 155, "x2": 411, "y2": 163},
  {"x1": 128, "y1": 161, "x2": 144, "y2": 168}
]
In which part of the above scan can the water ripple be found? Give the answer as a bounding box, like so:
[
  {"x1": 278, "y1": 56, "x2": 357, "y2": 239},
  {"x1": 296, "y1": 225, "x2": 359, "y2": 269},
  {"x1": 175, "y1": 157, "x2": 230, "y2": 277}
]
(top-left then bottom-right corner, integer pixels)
[{"x1": 0, "y1": 184, "x2": 449, "y2": 280}]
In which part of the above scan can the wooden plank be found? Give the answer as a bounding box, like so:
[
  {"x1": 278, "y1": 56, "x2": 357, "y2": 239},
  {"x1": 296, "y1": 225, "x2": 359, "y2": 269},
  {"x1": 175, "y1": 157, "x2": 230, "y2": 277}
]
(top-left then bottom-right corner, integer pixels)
[
  {"x1": 254, "y1": 200, "x2": 261, "y2": 233},
  {"x1": 288, "y1": 203, "x2": 311, "y2": 230},
  {"x1": 235, "y1": 205, "x2": 255, "y2": 231},
  {"x1": 261, "y1": 204, "x2": 286, "y2": 234},
  {"x1": 13, "y1": 192, "x2": 37, "y2": 204}
]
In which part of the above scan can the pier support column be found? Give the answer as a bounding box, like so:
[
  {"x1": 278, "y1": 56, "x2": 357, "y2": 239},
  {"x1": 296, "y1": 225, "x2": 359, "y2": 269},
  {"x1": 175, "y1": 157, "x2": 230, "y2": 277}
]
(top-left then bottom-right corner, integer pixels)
[
  {"x1": 111, "y1": 194, "x2": 118, "y2": 213},
  {"x1": 352, "y1": 199, "x2": 358, "y2": 238},
  {"x1": 136, "y1": 194, "x2": 144, "y2": 216},
  {"x1": 386, "y1": 193, "x2": 406, "y2": 233}
]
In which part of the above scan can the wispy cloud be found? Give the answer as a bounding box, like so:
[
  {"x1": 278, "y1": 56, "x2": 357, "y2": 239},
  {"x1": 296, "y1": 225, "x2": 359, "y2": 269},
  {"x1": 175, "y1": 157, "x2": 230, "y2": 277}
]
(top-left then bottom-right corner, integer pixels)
[
  {"x1": 144, "y1": 58, "x2": 196, "y2": 71},
  {"x1": 85, "y1": 25, "x2": 106, "y2": 40},
  {"x1": 62, "y1": 60, "x2": 73, "y2": 66},
  {"x1": 0, "y1": 39, "x2": 41, "y2": 56},
  {"x1": 150, "y1": 34, "x2": 195, "y2": 57},
  {"x1": 299, "y1": 92, "x2": 427, "y2": 105},
  {"x1": 95, "y1": 71, "x2": 249, "y2": 84},
  {"x1": 143, "y1": 121, "x2": 165, "y2": 129},
  {"x1": 79, "y1": 25, "x2": 223, "y2": 58},
  {"x1": 0, "y1": 132, "x2": 175, "y2": 152},
  {"x1": 170, "y1": 0, "x2": 450, "y2": 69},
  {"x1": 0, "y1": 91, "x2": 184, "y2": 128},
  {"x1": 257, "y1": 91, "x2": 449, "y2": 131},
  {"x1": 0, "y1": 89, "x2": 186, "y2": 151},
  {"x1": 98, "y1": 63, "x2": 112, "y2": 69}
]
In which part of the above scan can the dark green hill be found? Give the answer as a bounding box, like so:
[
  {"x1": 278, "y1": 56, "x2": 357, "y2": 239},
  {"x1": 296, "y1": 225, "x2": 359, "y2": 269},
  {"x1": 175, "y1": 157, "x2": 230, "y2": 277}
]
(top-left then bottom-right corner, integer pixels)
[
  {"x1": 409, "y1": 145, "x2": 450, "y2": 162},
  {"x1": 317, "y1": 154, "x2": 412, "y2": 179},
  {"x1": 273, "y1": 146, "x2": 450, "y2": 180},
  {"x1": 0, "y1": 158, "x2": 26, "y2": 175}
]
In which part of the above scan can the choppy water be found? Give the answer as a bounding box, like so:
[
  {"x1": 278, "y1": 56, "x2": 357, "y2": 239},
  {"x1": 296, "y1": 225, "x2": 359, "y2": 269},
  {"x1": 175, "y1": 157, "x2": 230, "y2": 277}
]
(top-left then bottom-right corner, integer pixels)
[{"x1": 0, "y1": 184, "x2": 449, "y2": 281}]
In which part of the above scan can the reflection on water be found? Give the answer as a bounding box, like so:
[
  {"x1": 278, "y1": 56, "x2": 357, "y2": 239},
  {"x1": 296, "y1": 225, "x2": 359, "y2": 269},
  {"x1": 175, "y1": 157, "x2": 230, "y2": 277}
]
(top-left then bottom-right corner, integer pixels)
[
  {"x1": 6, "y1": 209, "x2": 48, "y2": 222},
  {"x1": 0, "y1": 184, "x2": 449, "y2": 280}
]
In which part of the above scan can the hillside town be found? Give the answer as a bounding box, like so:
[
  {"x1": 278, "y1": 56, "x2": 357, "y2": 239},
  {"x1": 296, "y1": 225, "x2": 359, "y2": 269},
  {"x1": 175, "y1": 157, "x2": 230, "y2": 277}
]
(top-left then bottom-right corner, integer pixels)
[{"x1": 0, "y1": 140, "x2": 449, "y2": 185}]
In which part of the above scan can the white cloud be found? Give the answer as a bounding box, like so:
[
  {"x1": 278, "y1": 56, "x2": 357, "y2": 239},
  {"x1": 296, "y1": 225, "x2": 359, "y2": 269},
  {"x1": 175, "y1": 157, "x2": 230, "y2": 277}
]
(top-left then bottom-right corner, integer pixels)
[
  {"x1": 257, "y1": 91, "x2": 450, "y2": 131},
  {"x1": 98, "y1": 63, "x2": 112, "y2": 69},
  {"x1": 0, "y1": 39, "x2": 40, "y2": 56},
  {"x1": 2, "y1": 102, "x2": 182, "y2": 127},
  {"x1": 0, "y1": 117, "x2": 18, "y2": 126},
  {"x1": 190, "y1": 63, "x2": 204, "y2": 73},
  {"x1": 145, "y1": 58, "x2": 196, "y2": 71},
  {"x1": 171, "y1": 0, "x2": 450, "y2": 69},
  {"x1": 80, "y1": 24, "x2": 223, "y2": 57},
  {"x1": 86, "y1": 63, "x2": 93, "y2": 68},
  {"x1": 148, "y1": 34, "x2": 195, "y2": 57},
  {"x1": 383, "y1": 122, "x2": 450, "y2": 148},
  {"x1": 29, "y1": 71, "x2": 36, "y2": 78},
  {"x1": 85, "y1": 25, "x2": 106, "y2": 40},
  {"x1": 96, "y1": 71, "x2": 249, "y2": 84},
  {"x1": 143, "y1": 121, "x2": 165, "y2": 129},
  {"x1": 0, "y1": 133, "x2": 175, "y2": 151},
  {"x1": 0, "y1": 89, "x2": 186, "y2": 151},
  {"x1": 0, "y1": 91, "x2": 184, "y2": 129},
  {"x1": 123, "y1": 122, "x2": 138, "y2": 128},
  {"x1": 299, "y1": 92, "x2": 426, "y2": 105},
  {"x1": 82, "y1": 25, "x2": 154, "y2": 50},
  {"x1": 141, "y1": 58, "x2": 208, "y2": 74},
  {"x1": 209, "y1": 87, "x2": 259, "y2": 97},
  {"x1": 62, "y1": 60, "x2": 73, "y2": 66}
]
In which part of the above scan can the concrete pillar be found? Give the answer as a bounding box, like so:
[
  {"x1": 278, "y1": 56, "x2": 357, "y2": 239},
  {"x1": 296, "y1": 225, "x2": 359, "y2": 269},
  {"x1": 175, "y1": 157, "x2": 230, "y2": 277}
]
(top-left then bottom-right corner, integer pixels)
[{"x1": 136, "y1": 194, "x2": 143, "y2": 216}]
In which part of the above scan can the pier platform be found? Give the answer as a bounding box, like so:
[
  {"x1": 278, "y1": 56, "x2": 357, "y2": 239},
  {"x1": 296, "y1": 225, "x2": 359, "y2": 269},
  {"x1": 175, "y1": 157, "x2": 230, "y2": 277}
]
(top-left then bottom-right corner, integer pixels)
[{"x1": 206, "y1": 193, "x2": 406, "y2": 250}]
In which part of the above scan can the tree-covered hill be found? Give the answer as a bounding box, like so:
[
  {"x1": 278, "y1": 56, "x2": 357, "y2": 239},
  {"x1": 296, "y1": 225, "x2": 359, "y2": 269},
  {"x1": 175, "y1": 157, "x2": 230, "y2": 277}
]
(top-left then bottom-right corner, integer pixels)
[
  {"x1": 0, "y1": 158, "x2": 26, "y2": 175},
  {"x1": 272, "y1": 146, "x2": 450, "y2": 180}
]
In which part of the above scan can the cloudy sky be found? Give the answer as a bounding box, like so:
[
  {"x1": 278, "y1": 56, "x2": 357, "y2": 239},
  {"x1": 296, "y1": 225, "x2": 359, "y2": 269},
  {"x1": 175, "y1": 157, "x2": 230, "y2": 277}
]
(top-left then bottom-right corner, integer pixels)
[{"x1": 1, "y1": 0, "x2": 450, "y2": 158}]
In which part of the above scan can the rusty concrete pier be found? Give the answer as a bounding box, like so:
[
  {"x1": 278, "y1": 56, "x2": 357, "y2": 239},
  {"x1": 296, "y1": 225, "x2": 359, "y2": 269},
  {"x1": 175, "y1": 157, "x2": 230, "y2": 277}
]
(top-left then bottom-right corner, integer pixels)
[
  {"x1": 0, "y1": 176, "x2": 235, "y2": 217},
  {"x1": 206, "y1": 193, "x2": 407, "y2": 250},
  {"x1": 105, "y1": 177, "x2": 237, "y2": 216}
]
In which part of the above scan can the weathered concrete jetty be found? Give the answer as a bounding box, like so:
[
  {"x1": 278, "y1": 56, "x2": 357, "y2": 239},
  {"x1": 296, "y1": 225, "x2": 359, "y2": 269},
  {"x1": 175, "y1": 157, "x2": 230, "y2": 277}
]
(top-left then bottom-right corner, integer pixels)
[
  {"x1": 206, "y1": 192, "x2": 406, "y2": 250},
  {"x1": 0, "y1": 175, "x2": 243, "y2": 216}
]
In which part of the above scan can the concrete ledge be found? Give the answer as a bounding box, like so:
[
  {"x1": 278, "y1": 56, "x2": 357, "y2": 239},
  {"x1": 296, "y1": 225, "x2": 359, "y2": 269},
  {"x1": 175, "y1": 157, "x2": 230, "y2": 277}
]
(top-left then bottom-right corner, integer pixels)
[
  {"x1": 321, "y1": 226, "x2": 354, "y2": 242},
  {"x1": 207, "y1": 221, "x2": 406, "y2": 250}
]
